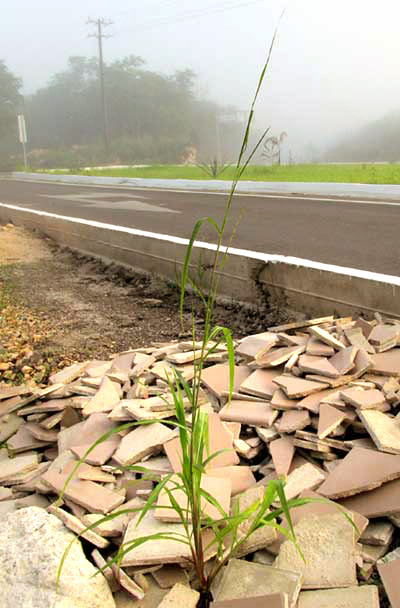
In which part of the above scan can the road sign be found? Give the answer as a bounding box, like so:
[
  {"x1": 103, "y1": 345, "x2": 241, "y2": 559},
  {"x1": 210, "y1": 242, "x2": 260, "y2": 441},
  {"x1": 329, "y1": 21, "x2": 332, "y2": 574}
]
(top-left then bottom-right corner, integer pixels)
[{"x1": 17, "y1": 114, "x2": 27, "y2": 144}]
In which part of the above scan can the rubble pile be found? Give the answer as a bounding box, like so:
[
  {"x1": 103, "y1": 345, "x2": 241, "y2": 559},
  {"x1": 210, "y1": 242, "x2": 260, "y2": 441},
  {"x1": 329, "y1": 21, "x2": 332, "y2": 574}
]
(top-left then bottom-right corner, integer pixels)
[{"x1": 0, "y1": 312, "x2": 400, "y2": 607}]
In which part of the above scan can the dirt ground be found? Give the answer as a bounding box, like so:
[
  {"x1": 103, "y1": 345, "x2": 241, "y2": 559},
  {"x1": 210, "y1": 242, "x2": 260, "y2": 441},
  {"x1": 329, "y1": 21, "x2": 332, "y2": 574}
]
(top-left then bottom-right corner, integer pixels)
[{"x1": 0, "y1": 224, "x2": 294, "y2": 384}]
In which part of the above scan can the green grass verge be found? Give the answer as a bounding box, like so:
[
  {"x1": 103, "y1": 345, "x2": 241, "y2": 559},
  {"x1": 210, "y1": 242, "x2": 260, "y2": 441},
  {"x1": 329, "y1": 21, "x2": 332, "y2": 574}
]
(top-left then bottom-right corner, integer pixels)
[{"x1": 35, "y1": 163, "x2": 400, "y2": 184}]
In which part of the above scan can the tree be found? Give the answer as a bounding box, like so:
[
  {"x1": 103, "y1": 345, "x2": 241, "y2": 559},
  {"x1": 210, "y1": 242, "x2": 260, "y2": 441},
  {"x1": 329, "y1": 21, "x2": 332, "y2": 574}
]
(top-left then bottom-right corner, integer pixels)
[
  {"x1": 0, "y1": 60, "x2": 22, "y2": 139},
  {"x1": 24, "y1": 55, "x2": 245, "y2": 165}
]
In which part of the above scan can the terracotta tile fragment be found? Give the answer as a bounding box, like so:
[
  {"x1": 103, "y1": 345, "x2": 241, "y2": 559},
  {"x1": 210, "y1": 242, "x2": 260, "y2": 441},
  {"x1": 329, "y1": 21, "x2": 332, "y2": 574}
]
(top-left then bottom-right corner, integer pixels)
[
  {"x1": 157, "y1": 583, "x2": 199, "y2": 608},
  {"x1": 360, "y1": 520, "x2": 394, "y2": 546},
  {"x1": 318, "y1": 404, "x2": 347, "y2": 439},
  {"x1": 211, "y1": 593, "x2": 288, "y2": 608},
  {"x1": 254, "y1": 346, "x2": 305, "y2": 368},
  {"x1": 49, "y1": 361, "x2": 89, "y2": 385},
  {"x1": 269, "y1": 436, "x2": 295, "y2": 477},
  {"x1": 207, "y1": 465, "x2": 256, "y2": 496},
  {"x1": 48, "y1": 505, "x2": 109, "y2": 548},
  {"x1": 91, "y1": 549, "x2": 120, "y2": 593},
  {"x1": 200, "y1": 364, "x2": 250, "y2": 398},
  {"x1": 298, "y1": 355, "x2": 339, "y2": 378},
  {"x1": 8, "y1": 425, "x2": 51, "y2": 453},
  {"x1": 236, "y1": 332, "x2": 279, "y2": 359},
  {"x1": 378, "y1": 558, "x2": 400, "y2": 608},
  {"x1": 276, "y1": 410, "x2": 310, "y2": 434},
  {"x1": 155, "y1": 474, "x2": 231, "y2": 522},
  {"x1": 152, "y1": 565, "x2": 188, "y2": 589},
  {"x1": 121, "y1": 510, "x2": 193, "y2": 566},
  {"x1": 306, "y1": 337, "x2": 335, "y2": 357},
  {"x1": 277, "y1": 462, "x2": 325, "y2": 502},
  {"x1": 275, "y1": 513, "x2": 357, "y2": 589},
  {"x1": 273, "y1": 376, "x2": 329, "y2": 399},
  {"x1": 42, "y1": 465, "x2": 125, "y2": 514},
  {"x1": 318, "y1": 447, "x2": 400, "y2": 499},
  {"x1": 164, "y1": 412, "x2": 239, "y2": 472},
  {"x1": 339, "y1": 476, "x2": 400, "y2": 517},
  {"x1": 211, "y1": 559, "x2": 302, "y2": 608},
  {"x1": 371, "y1": 348, "x2": 400, "y2": 376},
  {"x1": 330, "y1": 346, "x2": 358, "y2": 375},
  {"x1": 309, "y1": 326, "x2": 346, "y2": 350},
  {"x1": 82, "y1": 376, "x2": 121, "y2": 416},
  {"x1": 219, "y1": 400, "x2": 278, "y2": 426},
  {"x1": 268, "y1": 316, "x2": 334, "y2": 333},
  {"x1": 340, "y1": 387, "x2": 386, "y2": 409},
  {"x1": 271, "y1": 389, "x2": 301, "y2": 411},
  {"x1": 239, "y1": 368, "x2": 281, "y2": 399},
  {"x1": 358, "y1": 409, "x2": 400, "y2": 454},
  {"x1": 297, "y1": 586, "x2": 379, "y2": 608},
  {"x1": 114, "y1": 423, "x2": 176, "y2": 467},
  {"x1": 233, "y1": 486, "x2": 277, "y2": 557}
]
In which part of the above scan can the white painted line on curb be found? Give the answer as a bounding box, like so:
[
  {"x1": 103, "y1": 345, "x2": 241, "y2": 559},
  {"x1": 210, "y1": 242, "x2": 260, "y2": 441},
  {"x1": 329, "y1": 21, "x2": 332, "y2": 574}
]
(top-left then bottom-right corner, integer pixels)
[
  {"x1": 5, "y1": 177, "x2": 400, "y2": 206},
  {"x1": 1, "y1": 201, "x2": 399, "y2": 286}
]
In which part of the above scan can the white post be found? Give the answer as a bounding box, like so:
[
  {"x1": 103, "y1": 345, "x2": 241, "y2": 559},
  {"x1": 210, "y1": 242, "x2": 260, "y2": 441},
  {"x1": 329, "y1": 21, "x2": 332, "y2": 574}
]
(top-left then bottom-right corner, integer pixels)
[{"x1": 17, "y1": 114, "x2": 28, "y2": 170}]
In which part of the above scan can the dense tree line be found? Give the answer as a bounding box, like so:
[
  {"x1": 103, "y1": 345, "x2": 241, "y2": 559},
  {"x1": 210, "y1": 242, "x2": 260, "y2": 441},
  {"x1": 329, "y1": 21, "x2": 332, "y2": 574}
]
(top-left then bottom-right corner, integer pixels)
[
  {"x1": 326, "y1": 109, "x2": 400, "y2": 162},
  {"x1": 0, "y1": 56, "x2": 245, "y2": 168}
]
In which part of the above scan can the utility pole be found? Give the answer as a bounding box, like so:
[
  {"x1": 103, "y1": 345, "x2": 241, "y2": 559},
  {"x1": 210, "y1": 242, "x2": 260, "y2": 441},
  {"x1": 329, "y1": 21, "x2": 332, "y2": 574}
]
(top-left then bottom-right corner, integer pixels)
[{"x1": 87, "y1": 17, "x2": 113, "y2": 155}]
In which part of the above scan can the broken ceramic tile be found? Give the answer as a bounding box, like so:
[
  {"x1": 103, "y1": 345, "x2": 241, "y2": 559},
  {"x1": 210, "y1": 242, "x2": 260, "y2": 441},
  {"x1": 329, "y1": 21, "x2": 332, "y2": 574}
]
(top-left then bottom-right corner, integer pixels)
[
  {"x1": 151, "y1": 565, "x2": 188, "y2": 589},
  {"x1": 207, "y1": 466, "x2": 256, "y2": 496},
  {"x1": 269, "y1": 436, "x2": 295, "y2": 477},
  {"x1": 360, "y1": 520, "x2": 394, "y2": 546},
  {"x1": 211, "y1": 593, "x2": 288, "y2": 608},
  {"x1": 276, "y1": 462, "x2": 325, "y2": 502},
  {"x1": 219, "y1": 400, "x2": 278, "y2": 427},
  {"x1": 271, "y1": 389, "x2": 301, "y2": 411},
  {"x1": 297, "y1": 586, "x2": 379, "y2": 608},
  {"x1": 276, "y1": 410, "x2": 310, "y2": 434},
  {"x1": 340, "y1": 387, "x2": 386, "y2": 409},
  {"x1": 83, "y1": 376, "x2": 121, "y2": 416},
  {"x1": 318, "y1": 447, "x2": 400, "y2": 499},
  {"x1": 370, "y1": 348, "x2": 400, "y2": 376},
  {"x1": 156, "y1": 582, "x2": 199, "y2": 608},
  {"x1": 211, "y1": 559, "x2": 301, "y2": 608},
  {"x1": 238, "y1": 368, "x2": 281, "y2": 400},
  {"x1": 200, "y1": 364, "x2": 250, "y2": 399},
  {"x1": 121, "y1": 510, "x2": 193, "y2": 566},
  {"x1": 113, "y1": 423, "x2": 176, "y2": 467},
  {"x1": 48, "y1": 505, "x2": 109, "y2": 548},
  {"x1": 164, "y1": 413, "x2": 239, "y2": 472},
  {"x1": 298, "y1": 355, "x2": 339, "y2": 378},
  {"x1": 317, "y1": 404, "x2": 347, "y2": 439},
  {"x1": 378, "y1": 558, "x2": 400, "y2": 608},
  {"x1": 155, "y1": 474, "x2": 231, "y2": 522},
  {"x1": 233, "y1": 486, "x2": 277, "y2": 557},
  {"x1": 339, "y1": 476, "x2": 400, "y2": 517},
  {"x1": 358, "y1": 409, "x2": 400, "y2": 454},
  {"x1": 273, "y1": 376, "x2": 329, "y2": 399},
  {"x1": 309, "y1": 326, "x2": 346, "y2": 351},
  {"x1": 275, "y1": 513, "x2": 357, "y2": 589}
]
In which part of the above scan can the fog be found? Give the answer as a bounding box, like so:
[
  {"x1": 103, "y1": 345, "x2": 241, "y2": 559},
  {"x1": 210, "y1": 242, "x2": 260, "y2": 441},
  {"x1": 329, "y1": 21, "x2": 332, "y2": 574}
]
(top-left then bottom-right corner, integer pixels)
[{"x1": 2, "y1": 0, "x2": 400, "y2": 159}]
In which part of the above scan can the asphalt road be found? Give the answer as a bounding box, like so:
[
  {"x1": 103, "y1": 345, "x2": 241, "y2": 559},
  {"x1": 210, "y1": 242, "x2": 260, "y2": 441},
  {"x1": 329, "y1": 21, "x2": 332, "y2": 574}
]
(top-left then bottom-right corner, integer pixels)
[{"x1": 0, "y1": 177, "x2": 399, "y2": 276}]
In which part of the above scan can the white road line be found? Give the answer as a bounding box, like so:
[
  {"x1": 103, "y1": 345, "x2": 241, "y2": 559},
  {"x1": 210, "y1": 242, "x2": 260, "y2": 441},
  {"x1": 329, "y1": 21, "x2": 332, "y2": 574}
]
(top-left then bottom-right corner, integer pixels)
[
  {"x1": 5, "y1": 177, "x2": 400, "y2": 207},
  {"x1": 1, "y1": 201, "x2": 399, "y2": 286}
]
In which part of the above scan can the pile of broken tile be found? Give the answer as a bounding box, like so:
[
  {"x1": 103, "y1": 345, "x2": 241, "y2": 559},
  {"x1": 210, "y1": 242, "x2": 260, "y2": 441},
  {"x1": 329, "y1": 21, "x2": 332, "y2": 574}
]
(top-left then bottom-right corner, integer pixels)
[{"x1": 1, "y1": 312, "x2": 400, "y2": 607}]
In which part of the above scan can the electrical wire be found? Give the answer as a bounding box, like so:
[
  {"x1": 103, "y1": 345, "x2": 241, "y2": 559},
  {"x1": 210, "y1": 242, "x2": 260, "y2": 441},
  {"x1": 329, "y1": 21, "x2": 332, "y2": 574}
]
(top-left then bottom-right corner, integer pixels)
[{"x1": 117, "y1": 0, "x2": 267, "y2": 35}]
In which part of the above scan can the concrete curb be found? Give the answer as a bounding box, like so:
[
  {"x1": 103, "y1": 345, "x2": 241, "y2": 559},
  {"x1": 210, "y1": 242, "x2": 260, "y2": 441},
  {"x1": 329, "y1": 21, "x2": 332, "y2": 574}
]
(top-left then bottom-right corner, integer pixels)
[
  {"x1": 0, "y1": 201, "x2": 399, "y2": 319},
  {"x1": 12, "y1": 172, "x2": 400, "y2": 201}
]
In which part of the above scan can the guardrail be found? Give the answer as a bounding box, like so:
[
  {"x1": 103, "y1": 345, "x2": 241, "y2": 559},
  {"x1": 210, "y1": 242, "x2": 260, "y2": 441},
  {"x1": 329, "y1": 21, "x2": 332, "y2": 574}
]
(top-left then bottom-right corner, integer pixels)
[{"x1": 1, "y1": 202, "x2": 399, "y2": 319}]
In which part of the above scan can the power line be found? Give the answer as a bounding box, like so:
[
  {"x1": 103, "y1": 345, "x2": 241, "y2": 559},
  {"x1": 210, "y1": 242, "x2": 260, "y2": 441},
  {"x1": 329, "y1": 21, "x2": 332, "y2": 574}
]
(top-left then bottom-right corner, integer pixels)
[
  {"x1": 117, "y1": 0, "x2": 266, "y2": 35},
  {"x1": 87, "y1": 17, "x2": 113, "y2": 155}
]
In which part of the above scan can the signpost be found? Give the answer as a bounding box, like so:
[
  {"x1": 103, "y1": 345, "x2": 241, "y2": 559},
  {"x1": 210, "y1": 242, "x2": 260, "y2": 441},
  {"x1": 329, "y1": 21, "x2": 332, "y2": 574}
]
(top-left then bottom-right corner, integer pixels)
[{"x1": 17, "y1": 114, "x2": 28, "y2": 170}]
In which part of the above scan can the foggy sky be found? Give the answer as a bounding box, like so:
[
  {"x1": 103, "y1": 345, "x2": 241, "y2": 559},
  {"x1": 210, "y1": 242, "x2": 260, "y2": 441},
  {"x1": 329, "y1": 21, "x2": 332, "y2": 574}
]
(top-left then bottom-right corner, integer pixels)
[{"x1": 2, "y1": 0, "x2": 399, "y2": 158}]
